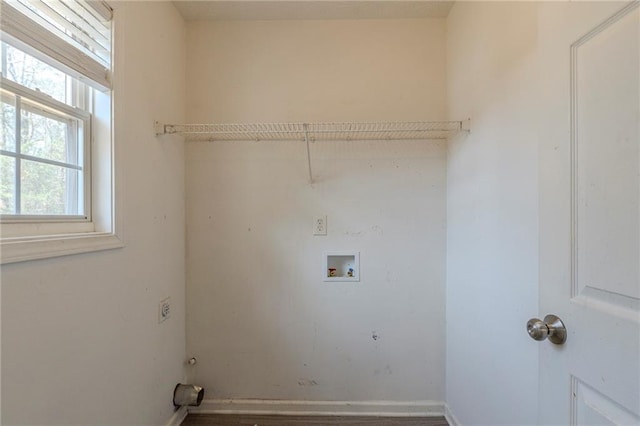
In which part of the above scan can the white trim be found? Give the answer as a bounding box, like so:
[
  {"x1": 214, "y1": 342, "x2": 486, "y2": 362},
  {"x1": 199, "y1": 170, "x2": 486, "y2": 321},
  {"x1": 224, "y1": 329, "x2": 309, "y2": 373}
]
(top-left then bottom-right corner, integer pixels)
[
  {"x1": 166, "y1": 406, "x2": 188, "y2": 426},
  {"x1": 0, "y1": 231, "x2": 123, "y2": 264},
  {"x1": 0, "y1": 221, "x2": 94, "y2": 238},
  {"x1": 189, "y1": 399, "x2": 444, "y2": 417},
  {"x1": 444, "y1": 403, "x2": 462, "y2": 426}
]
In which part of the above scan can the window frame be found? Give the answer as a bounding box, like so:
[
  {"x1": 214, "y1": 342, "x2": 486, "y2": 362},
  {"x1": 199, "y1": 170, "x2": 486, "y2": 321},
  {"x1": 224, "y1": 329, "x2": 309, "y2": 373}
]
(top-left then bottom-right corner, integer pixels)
[
  {"x1": 0, "y1": 75, "x2": 92, "y2": 222},
  {"x1": 0, "y1": 1, "x2": 122, "y2": 264}
]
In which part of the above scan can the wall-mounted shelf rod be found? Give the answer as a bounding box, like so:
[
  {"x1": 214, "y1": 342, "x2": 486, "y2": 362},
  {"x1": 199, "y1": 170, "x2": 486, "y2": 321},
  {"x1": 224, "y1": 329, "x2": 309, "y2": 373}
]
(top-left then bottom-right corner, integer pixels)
[
  {"x1": 155, "y1": 120, "x2": 470, "y2": 142},
  {"x1": 155, "y1": 119, "x2": 471, "y2": 183}
]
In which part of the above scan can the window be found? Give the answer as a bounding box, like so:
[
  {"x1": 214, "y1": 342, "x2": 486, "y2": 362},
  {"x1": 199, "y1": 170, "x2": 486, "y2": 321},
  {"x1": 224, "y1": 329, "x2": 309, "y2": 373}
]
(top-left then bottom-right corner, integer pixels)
[
  {"x1": 0, "y1": 0, "x2": 120, "y2": 263},
  {"x1": 1, "y1": 43, "x2": 90, "y2": 218}
]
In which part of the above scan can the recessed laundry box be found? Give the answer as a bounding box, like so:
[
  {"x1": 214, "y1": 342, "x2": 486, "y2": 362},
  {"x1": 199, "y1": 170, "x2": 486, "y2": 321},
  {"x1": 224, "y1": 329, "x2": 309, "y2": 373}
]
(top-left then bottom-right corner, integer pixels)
[{"x1": 323, "y1": 252, "x2": 360, "y2": 282}]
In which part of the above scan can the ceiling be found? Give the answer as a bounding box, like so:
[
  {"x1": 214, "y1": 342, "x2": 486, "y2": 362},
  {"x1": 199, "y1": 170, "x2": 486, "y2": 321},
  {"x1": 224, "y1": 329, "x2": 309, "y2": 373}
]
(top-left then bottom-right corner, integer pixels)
[{"x1": 173, "y1": 1, "x2": 455, "y2": 21}]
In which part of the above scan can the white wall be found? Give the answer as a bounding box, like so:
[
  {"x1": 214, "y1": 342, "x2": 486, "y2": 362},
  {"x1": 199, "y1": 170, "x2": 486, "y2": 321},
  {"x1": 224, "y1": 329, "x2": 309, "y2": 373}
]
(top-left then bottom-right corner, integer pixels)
[
  {"x1": 185, "y1": 19, "x2": 447, "y2": 404},
  {"x1": 1, "y1": 3, "x2": 187, "y2": 424},
  {"x1": 445, "y1": 2, "x2": 540, "y2": 425},
  {"x1": 186, "y1": 19, "x2": 445, "y2": 123}
]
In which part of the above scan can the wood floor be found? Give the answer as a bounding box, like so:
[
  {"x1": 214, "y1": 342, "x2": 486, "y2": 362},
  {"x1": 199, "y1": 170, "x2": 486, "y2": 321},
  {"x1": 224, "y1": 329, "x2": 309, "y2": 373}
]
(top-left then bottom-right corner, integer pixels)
[{"x1": 181, "y1": 414, "x2": 449, "y2": 426}]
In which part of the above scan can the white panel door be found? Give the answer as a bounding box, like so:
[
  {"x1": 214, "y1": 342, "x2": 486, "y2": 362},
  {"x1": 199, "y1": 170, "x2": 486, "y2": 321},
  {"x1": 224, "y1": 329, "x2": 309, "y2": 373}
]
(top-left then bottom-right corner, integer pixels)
[{"x1": 538, "y1": 2, "x2": 640, "y2": 425}]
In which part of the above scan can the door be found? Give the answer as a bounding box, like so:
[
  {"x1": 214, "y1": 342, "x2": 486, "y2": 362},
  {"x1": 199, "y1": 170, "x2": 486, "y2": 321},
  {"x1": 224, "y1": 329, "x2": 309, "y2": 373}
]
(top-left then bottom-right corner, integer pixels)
[{"x1": 538, "y1": 1, "x2": 640, "y2": 425}]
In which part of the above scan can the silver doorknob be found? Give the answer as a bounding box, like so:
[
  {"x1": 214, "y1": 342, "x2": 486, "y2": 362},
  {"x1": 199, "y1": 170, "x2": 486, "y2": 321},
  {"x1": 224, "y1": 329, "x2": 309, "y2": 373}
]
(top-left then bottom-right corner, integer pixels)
[{"x1": 526, "y1": 314, "x2": 567, "y2": 345}]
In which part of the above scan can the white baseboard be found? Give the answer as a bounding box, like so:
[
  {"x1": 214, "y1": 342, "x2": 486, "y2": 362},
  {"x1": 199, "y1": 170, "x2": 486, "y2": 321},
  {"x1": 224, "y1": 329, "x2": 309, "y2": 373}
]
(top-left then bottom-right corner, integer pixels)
[
  {"x1": 166, "y1": 406, "x2": 188, "y2": 426},
  {"x1": 444, "y1": 403, "x2": 461, "y2": 426},
  {"x1": 189, "y1": 399, "x2": 444, "y2": 417}
]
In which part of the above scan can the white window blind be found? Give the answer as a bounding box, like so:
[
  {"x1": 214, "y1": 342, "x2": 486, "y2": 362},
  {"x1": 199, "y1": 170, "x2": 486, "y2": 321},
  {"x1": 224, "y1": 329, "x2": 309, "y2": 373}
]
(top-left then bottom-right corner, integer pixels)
[{"x1": 0, "y1": 0, "x2": 112, "y2": 90}]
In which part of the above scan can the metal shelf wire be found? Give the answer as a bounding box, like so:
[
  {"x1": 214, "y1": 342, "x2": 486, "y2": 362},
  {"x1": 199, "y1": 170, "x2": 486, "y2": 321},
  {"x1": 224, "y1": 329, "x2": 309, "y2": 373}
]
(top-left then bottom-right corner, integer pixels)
[
  {"x1": 157, "y1": 120, "x2": 466, "y2": 142},
  {"x1": 155, "y1": 120, "x2": 470, "y2": 183}
]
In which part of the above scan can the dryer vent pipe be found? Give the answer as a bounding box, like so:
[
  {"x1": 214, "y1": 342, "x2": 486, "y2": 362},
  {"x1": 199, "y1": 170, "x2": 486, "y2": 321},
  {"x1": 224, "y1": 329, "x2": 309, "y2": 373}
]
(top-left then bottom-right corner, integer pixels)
[{"x1": 173, "y1": 384, "x2": 204, "y2": 407}]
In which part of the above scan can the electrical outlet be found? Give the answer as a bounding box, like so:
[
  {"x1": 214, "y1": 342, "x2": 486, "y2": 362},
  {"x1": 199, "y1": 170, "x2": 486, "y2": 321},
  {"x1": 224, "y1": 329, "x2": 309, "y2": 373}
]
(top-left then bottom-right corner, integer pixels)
[
  {"x1": 314, "y1": 215, "x2": 327, "y2": 236},
  {"x1": 159, "y1": 297, "x2": 171, "y2": 323}
]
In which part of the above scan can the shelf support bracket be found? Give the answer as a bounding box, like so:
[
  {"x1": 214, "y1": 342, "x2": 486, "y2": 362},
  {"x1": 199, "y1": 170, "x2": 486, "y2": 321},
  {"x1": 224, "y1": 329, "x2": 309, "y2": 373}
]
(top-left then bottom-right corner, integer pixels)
[
  {"x1": 461, "y1": 118, "x2": 471, "y2": 133},
  {"x1": 154, "y1": 121, "x2": 166, "y2": 137},
  {"x1": 155, "y1": 121, "x2": 179, "y2": 137},
  {"x1": 303, "y1": 123, "x2": 313, "y2": 184}
]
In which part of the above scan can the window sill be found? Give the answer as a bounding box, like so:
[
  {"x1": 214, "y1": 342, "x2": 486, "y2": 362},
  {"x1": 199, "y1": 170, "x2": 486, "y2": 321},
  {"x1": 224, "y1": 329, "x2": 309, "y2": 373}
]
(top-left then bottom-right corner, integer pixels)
[{"x1": 0, "y1": 231, "x2": 124, "y2": 264}]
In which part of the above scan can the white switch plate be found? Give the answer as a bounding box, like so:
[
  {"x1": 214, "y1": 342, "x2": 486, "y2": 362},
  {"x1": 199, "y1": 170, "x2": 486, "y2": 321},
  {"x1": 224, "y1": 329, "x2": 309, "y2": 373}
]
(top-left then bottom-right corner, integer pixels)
[
  {"x1": 159, "y1": 297, "x2": 171, "y2": 323},
  {"x1": 314, "y1": 215, "x2": 327, "y2": 235}
]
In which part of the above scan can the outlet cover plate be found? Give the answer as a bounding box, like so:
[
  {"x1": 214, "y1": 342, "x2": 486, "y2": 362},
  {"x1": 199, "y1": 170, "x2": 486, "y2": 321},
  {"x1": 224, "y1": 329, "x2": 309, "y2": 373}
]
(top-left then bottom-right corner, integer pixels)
[
  {"x1": 314, "y1": 215, "x2": 327, "y2": 236},
  {"x1": 159, "y1": 297, "x2": 171, "y2": 323}
]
